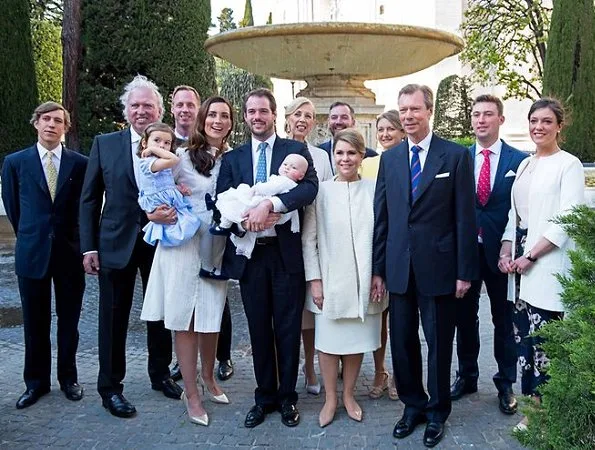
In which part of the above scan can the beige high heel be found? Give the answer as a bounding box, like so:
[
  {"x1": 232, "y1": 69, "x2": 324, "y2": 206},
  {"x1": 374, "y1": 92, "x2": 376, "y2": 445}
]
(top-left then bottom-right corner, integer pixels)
[
  {"x1": 181, "y1": 391, "x2": 209, "y2": 426},
  {"x1": 198, "y1": 373, "x2": 229, "y2": 404}
]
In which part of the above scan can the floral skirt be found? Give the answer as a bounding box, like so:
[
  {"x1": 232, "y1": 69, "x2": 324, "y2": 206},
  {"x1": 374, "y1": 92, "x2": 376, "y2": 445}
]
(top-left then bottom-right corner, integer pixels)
[{"x1": 513, "y1": 227, "x2": 563, "y2": 396}]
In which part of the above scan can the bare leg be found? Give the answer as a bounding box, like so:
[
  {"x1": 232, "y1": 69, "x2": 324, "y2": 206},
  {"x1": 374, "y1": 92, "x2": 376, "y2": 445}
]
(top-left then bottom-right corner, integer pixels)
[
  {"x1": 302, "y1": 328, "x2": 318, "y2": 386},
  {"x1": 175, "y1": 329, "x2": 206, "y2": 417},
  {"x1": 318, "y1": 351, "x2": 339, "y2": 427},
  {"x1": 342, "y1": 353, "x2": 364, "y2": 421},
  {"x1": 198, "y1": 332, "x2": 225, "y2": 397}
]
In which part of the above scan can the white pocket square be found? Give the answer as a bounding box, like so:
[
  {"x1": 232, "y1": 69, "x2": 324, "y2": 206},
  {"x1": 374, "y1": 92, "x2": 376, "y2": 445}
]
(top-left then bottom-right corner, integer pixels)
[
  {"x1": 435, "y1": 172, "x2": 450, "y2": 179},
  {"x1": 505, "y1": 170, "x2": 516, "y2": 177}
]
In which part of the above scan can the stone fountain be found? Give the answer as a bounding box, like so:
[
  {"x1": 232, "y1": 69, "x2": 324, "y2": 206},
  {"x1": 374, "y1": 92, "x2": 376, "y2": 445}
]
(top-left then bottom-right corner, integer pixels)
[{"x1": 205, "y1": 22, "x2": 464, "y2": 146}]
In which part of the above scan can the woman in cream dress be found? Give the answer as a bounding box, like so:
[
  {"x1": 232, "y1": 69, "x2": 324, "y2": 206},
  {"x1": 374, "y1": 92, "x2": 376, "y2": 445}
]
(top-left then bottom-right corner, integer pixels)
[
  {"x1": 302, "y1": 129, "x2": 387, "y2": 427},
  {"x1": 498, "y1": 98, "x2": 584, "y2": 431},
  {"x1": 284, "y1": 97, "x2": 333, "y2": 396},
  {"x1": 141, "y1": 97, "x2": 234, "y2": 426}
]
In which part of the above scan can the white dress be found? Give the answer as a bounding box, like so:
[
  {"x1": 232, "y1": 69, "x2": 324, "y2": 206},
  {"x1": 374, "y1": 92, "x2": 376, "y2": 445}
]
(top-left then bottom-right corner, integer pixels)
[{"x1": 141, "y1": 148, "x2": 227, "y2": 332}]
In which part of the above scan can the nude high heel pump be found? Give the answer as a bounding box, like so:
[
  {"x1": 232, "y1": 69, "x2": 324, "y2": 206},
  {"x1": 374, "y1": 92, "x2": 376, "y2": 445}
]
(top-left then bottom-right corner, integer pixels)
[
  {"x1": 181, "y1": 391, "x2": 209, "y2": 426},
  {"x1": 199, "y1": 374, "x2": 230, "y2": 404}
]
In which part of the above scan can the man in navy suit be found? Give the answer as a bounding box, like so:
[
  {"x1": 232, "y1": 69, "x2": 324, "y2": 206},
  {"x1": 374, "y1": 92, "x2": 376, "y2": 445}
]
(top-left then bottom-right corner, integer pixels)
[
  {"x1": 319, "y1": 101, "x2": 378, "y2": 172},
  {"x1": 217, "y1": 88, "x2": 318, "y2": 428},
  {"x1": 80, "y1": 75, "x2": 181, "y2": 418},
  {"x1": 450, "y1": 95, "x2": 527, "y2": 414},
  {"x1": 2, "y1": 102, "x2": 87, "y2": 409},
  {"x1": 373, "y1": 84, "x2": 478, "y2": 447}
]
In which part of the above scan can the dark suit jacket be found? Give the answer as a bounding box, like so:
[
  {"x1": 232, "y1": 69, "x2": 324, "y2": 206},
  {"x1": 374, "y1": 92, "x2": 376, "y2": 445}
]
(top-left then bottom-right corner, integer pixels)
[
  {"x1": 471, "y1": 141, "x2": 527, "y2": 273},
  {"x1": 217, "y1": 136, "x2": 319, "y2": 280},
  {"x1": 373, "y1": 134, "x2": 479, "y2": 296},
  {"x1": 2, "y1": 145, "x2": 88, "y2": 279},
  {"x1": 319, "y1": 140, "x2": 378, "y2": 164},
  {"x1": 79, "y1": 128, "x2": 147, "y2": 269}
]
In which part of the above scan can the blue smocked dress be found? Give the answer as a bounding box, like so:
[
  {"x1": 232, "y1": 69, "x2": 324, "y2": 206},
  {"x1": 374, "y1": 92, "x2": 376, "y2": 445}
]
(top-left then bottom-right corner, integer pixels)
[{"x1": 138, "y1": 156, "x2": 200, "y2": 247}]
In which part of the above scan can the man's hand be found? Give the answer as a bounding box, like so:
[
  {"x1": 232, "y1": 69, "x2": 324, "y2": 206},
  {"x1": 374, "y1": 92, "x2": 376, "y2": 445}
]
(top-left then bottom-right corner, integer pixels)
[
  {"x1": 455, "y1": 279, "x2": 471, "y2": 298},
  {"x1": 371, "y1": 275, "x2": 386, "y2": 302},
  {"x1": 498, "y1": 255, "x2": 515, "y2": 274},
  {"x1": 83, "y1": 253, "x2": 100, "y2": 275},
  {"x1": 243, "y1": 200, "x2": 279, "y2": 232},
  {"x1": 176, "y1": 183, "x2": 192, "y2": 196},
  {"x1": 147, "y1": 204, "x2": 177, "y2": 225},
  {"x1": 511, "y1": 256, "x2": 534, "y2": 275},
  {"x1": 309, "y1": 279, "x2": 324, "y2": 310}
]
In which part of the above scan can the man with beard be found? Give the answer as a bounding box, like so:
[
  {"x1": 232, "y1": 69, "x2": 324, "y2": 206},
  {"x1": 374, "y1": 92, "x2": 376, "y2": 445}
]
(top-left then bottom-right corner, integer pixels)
[
  {"x1": 80, "y1": 75, "x2": 182, "y2": 418},
  {"x1": 217, "y1": 88, "x2": 318, "y2": 428}
]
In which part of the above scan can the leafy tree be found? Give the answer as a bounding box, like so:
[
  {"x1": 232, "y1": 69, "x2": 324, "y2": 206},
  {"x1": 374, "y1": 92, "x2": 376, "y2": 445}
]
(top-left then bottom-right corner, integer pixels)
[
  {"x1": 460, "y1": 0, "x2": 551, "y2": 100},
  {"x1": 543, "y1": 0, "x2": 595, "y2": 163},
  {"x1": 218, "y1": 7, "x2": 236, "y2": 32},
  {"x1": 239, "y1": 0, "x2": 254, "y2": 27},
  {"x1": 0, "y1": 0, "x2": 38, "y2": 163},
  {"x1": 78, "y1": 0, "x2": 217, "y2": 151},
  {"x1": 31, "y1": 19, "x2": 63, "y2": 103},
  {"x1": 515, "y1": 205, "x2": 595, "y2": 449},
  {"x1": 433, "y1": 75, "x2": 473, "y2": 141},
  {"x1": 30, "y1": 0, "x2": 63, "y2": 22}
]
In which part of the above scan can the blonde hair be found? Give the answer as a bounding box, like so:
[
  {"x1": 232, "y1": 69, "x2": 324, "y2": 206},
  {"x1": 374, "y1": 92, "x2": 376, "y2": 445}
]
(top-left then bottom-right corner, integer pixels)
[
  {"x1": 284, "y1": 97, "x2": 316, "y2": 134},
  {"x1": 333, "y1": 128, "x2": 365, "y2": 157}
]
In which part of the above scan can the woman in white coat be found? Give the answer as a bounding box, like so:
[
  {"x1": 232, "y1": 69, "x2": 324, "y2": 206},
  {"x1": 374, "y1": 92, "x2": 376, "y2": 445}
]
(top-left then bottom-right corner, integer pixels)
[
  {"x1": 302, "y1": 129, "x2": 387, "y2": 427},
  {"x1": 498, "y1": 98, "x2": 584, "y2": 430}
]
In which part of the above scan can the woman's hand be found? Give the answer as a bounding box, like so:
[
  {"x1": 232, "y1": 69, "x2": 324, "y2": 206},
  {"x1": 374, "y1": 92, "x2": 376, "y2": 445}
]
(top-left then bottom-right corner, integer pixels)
[
  {"x1": 176, "y1": 183, "x2": 192, "y2": 196},
  {"x1": 511, "y1": 256, "x2": 534, "y2": 275},
  {"x1": 498, "y1": 255, "x2": 515, "y2": 274},
  {"x1": 370, "y1": 275, "x2": 386, "y2": 302},
  {"x1": 309, "y1": 279, "x2": 324, "y2": 310}
]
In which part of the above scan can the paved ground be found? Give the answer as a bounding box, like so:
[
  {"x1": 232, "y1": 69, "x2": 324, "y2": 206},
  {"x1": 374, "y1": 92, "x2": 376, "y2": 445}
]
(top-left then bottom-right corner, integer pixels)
[{"x1": 0, "y1": 248, "x2": 526, "y2": 449}]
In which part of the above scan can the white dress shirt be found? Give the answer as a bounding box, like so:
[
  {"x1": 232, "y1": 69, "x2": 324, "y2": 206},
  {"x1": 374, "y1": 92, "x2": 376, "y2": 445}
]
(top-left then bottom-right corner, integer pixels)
[
  {"x1": 474, "y1": 139, "x2": 502, "y2": 191},
  {"x1": 37, "y1": 142, "x2": 62, "y2": 183},
  {"x1": 407, "y1": 132, "x2": 433, "y2": 170}
]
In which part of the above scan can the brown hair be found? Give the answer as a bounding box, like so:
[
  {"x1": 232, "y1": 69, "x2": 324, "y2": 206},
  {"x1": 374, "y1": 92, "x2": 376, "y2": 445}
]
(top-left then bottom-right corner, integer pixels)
[
  {"x1": 472, "y1": 94, "x2": 504, "y2": 116},
  {"x1": 333, "y1": 128, "x2": 366, "y2": 157},
  {"x1": 187, "y1": 96, "x2": 234, "y2": 177},
  {"x1": 376, "y1": 109, "x2": 403, "y2": 131},
  {"x1": 171, "y1": 85, "x2": 201, "y2": 106},
  {"x1": 329, "y1": 101, "x2": 355, "y2": 116},
  {"x1": 30, "y1": 102, "x2": 71, "y2": 130},
  {"x1": 242, "y1": 88, "x2": 277, "y2": 116},
  {"x1": 398, "y1": 84, "x2": 434, "y2": 110},
  {"x1": 528, "y1": 97, "x2": 565, "y2": 124},
  {"x1": 136, "y1": 122, "x2": 177, "y2": 157}
]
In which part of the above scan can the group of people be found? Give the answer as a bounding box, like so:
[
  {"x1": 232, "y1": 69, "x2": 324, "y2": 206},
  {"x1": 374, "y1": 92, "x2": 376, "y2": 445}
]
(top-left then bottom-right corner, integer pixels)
[{"x1": 1, "y1": 72, "x2": 585, "y2": 448}]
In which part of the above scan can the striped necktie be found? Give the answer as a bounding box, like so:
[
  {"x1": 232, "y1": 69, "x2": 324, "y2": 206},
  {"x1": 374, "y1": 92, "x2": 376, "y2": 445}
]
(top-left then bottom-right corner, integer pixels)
[
  {"x1": 44, "y1": 151, "x2": 58, "y2": 201},
  {"x1": 410, "y1": 145, "x2": 422, "y2": 201},
  {"x1": 255, "y1": 142, "x2": 268, "y2": 183}
]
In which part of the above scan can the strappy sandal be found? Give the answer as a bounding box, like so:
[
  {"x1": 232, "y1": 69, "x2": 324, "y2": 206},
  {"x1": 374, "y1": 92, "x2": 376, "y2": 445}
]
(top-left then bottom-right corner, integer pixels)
[{"x1": 368, "y1": 371, "x2": 389, "y2": 399}]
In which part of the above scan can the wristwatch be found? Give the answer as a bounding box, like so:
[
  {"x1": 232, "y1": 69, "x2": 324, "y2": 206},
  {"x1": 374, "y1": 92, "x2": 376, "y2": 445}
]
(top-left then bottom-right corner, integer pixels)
[{"x1": 524, "y1": 251, "x2": 537, "y2": 262}]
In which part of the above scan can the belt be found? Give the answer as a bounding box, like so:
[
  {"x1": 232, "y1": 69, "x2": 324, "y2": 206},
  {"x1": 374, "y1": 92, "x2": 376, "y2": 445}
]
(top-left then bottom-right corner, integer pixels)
[{"x1": 255, "y1": 237, "x2": 278, "y2": 246}]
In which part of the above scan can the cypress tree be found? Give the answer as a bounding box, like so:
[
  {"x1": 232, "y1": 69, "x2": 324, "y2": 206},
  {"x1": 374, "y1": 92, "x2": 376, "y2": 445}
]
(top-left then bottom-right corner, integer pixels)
[
  {"x1": 543, "y1": 0, "x2": 595, "y2": 162},
  {"x1": 239, "y1": 0, "x2": 254, "y2": 27},
  {"x1": 0, "y1": 0, "x2": 39, "y2": 163},
  {"x1": 31, "y1": 18, "x2": 63, "y2": 103},
  {"x1": 78, "y1": 0, "x2": 217, "y2": 152},
  {"x1": 433, "y1": 75, "x2": 473, "y2": 142}
]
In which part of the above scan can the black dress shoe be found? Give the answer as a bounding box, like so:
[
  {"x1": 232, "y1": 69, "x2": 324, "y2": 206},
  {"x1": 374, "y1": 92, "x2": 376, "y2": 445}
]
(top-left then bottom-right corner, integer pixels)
[
  {"x1": 245, "y1": 404, "x2": 267, "y2": 428},
  {"x1": 61, "y1": 382, "x2": 83, "y2": 401},
  {"x1": 423, "y1": 422, "x2": 445, "y2": 447},
  {"x1": 393, "y1": 413, "x2": 427, "y2": 439},
  {"x1": 450, "y1": 375, "x2": 478, "y2": 400},
  {"x1": 217, "y1": 360, "x2": 234, "y2": 381},
  {"x1": 15, "y1": 386, "x2": 50, "y2": 409},
  {"x1": 170, "y1": 362, "x2": 182, "y2": 382},
  {"x1": 102, "y1": 393, "x2": 136, "y2": 418},
  {"x1": 498, "y1": 389, "x2": 518, "y2": 415},
  {"x1": 152, "y1": 378, "x2": 183, "y2": 399},
  {"x1": 279, "y1": 403, "x2": 300, "y2": 427}
]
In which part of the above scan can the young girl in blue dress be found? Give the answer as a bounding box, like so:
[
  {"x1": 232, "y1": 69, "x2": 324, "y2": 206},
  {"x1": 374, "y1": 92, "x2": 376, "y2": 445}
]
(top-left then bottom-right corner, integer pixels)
[{"x1": 137, "y1": 122, "x2": 200, "y2": 247}]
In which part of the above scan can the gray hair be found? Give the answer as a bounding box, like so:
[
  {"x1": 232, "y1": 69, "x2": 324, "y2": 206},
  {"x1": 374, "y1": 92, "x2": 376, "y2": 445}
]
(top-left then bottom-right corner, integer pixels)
[{"x1": 119, "y1": 74, "x2": 164, "y2": 122}]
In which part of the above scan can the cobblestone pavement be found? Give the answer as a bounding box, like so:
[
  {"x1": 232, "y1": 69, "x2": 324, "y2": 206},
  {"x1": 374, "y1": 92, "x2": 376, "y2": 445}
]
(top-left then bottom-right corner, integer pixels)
[{"x1": 0, "y1": 249, "x2": 526, "y2": 449}]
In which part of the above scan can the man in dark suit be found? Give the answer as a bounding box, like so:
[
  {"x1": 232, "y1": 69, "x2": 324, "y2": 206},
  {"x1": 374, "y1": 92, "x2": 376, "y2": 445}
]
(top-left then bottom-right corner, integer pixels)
[
  {"x1": 450, "y1": 95, "x2": 527, "y2": 414},
  {"x1": 2, "y1": 102, "x2": 87, "y2": 409},
  {"x1": 80, "y1": 75, "x2": 181, "y2": 418},
  {"x1": 171, "y1": 85, "x2": 200, "y2": 145},
  {"x1": 372, "y1": 84, "x2": 478, "y2": 447},
  {"x1": 319, "y1": 101, "x2": 378, "y2": 172},
  {"x1": 217, "y1": 88, "x2": 318, "y2": 428}
]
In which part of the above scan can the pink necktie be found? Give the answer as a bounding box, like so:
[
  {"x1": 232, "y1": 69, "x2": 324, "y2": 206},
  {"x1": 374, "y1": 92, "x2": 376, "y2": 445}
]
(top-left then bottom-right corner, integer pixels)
[{"x1": 477, "y1": 149, "x2": 491, "y2": 206}]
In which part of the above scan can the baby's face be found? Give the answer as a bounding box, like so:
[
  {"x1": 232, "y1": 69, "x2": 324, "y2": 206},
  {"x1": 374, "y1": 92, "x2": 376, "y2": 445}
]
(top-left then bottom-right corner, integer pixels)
[{"x1": 279, "y1": 154, "x2": 307, "y2": 181}]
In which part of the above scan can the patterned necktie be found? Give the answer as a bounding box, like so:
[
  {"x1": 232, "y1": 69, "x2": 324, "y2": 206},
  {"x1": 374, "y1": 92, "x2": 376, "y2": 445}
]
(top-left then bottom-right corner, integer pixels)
[
  {"x1": 44, "y1": 151, "x2": 58, "y2": 201},
  {"x1": 410, "y1": 145, "x2": 422, "y2": 201},
  {"x1": 255, "y1": 142, "x2": 268, "y2": 183},
  {"x1": 477, "y1": 149, "x2": 492, "y2": 206}
]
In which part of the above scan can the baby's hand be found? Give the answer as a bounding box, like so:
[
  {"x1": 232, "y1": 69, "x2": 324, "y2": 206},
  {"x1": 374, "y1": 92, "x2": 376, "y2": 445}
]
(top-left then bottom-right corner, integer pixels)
[{"x1": 177, "y1": 183, "x2": 192, "y2": 196}]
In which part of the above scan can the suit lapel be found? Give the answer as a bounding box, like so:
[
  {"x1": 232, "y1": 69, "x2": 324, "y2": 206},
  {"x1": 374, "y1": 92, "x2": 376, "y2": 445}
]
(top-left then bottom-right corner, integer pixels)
[
  {"x1": 26, "y1": 146, "x2": 52, "y2": 199},
  {"x1": 270, "y1": 136, "x2": 286, "y2": 176},
  {"x1": 55, "y1": 146, "x2": 74, "y2": 198},
  {"x1": 237, "y1": 142, "x2": 254, "y2": 185},
  {"x1": 394, "y1": 143, "x2": 411, "y2": 206},
  {"x1": 413, "y1": 136, "x2": 446, "y2": 205},
  {"x1": 122, "y1": 129, "x2": 136, "y2": 188},
  {"x1": 493, "y1": 140, "x2": 512, "y2": 192}
]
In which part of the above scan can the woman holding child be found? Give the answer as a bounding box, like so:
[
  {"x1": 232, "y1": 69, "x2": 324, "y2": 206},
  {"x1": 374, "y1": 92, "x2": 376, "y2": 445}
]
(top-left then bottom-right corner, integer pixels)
[
  {"x1": 301, "y1": 128, "x2": 387, "y2": 428},
  {"x1": 141, "y1": 96, "x2": 234, "y2": 426}
]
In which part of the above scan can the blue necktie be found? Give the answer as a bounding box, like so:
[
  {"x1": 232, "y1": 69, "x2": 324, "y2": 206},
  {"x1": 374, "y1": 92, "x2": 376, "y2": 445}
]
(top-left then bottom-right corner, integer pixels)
[
  {"x1": 410, "y1": 145, "x2": 422, "y2": 201},
  {"x1": 255, "y1": 142, "x2": 268, "y2": 183}
]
